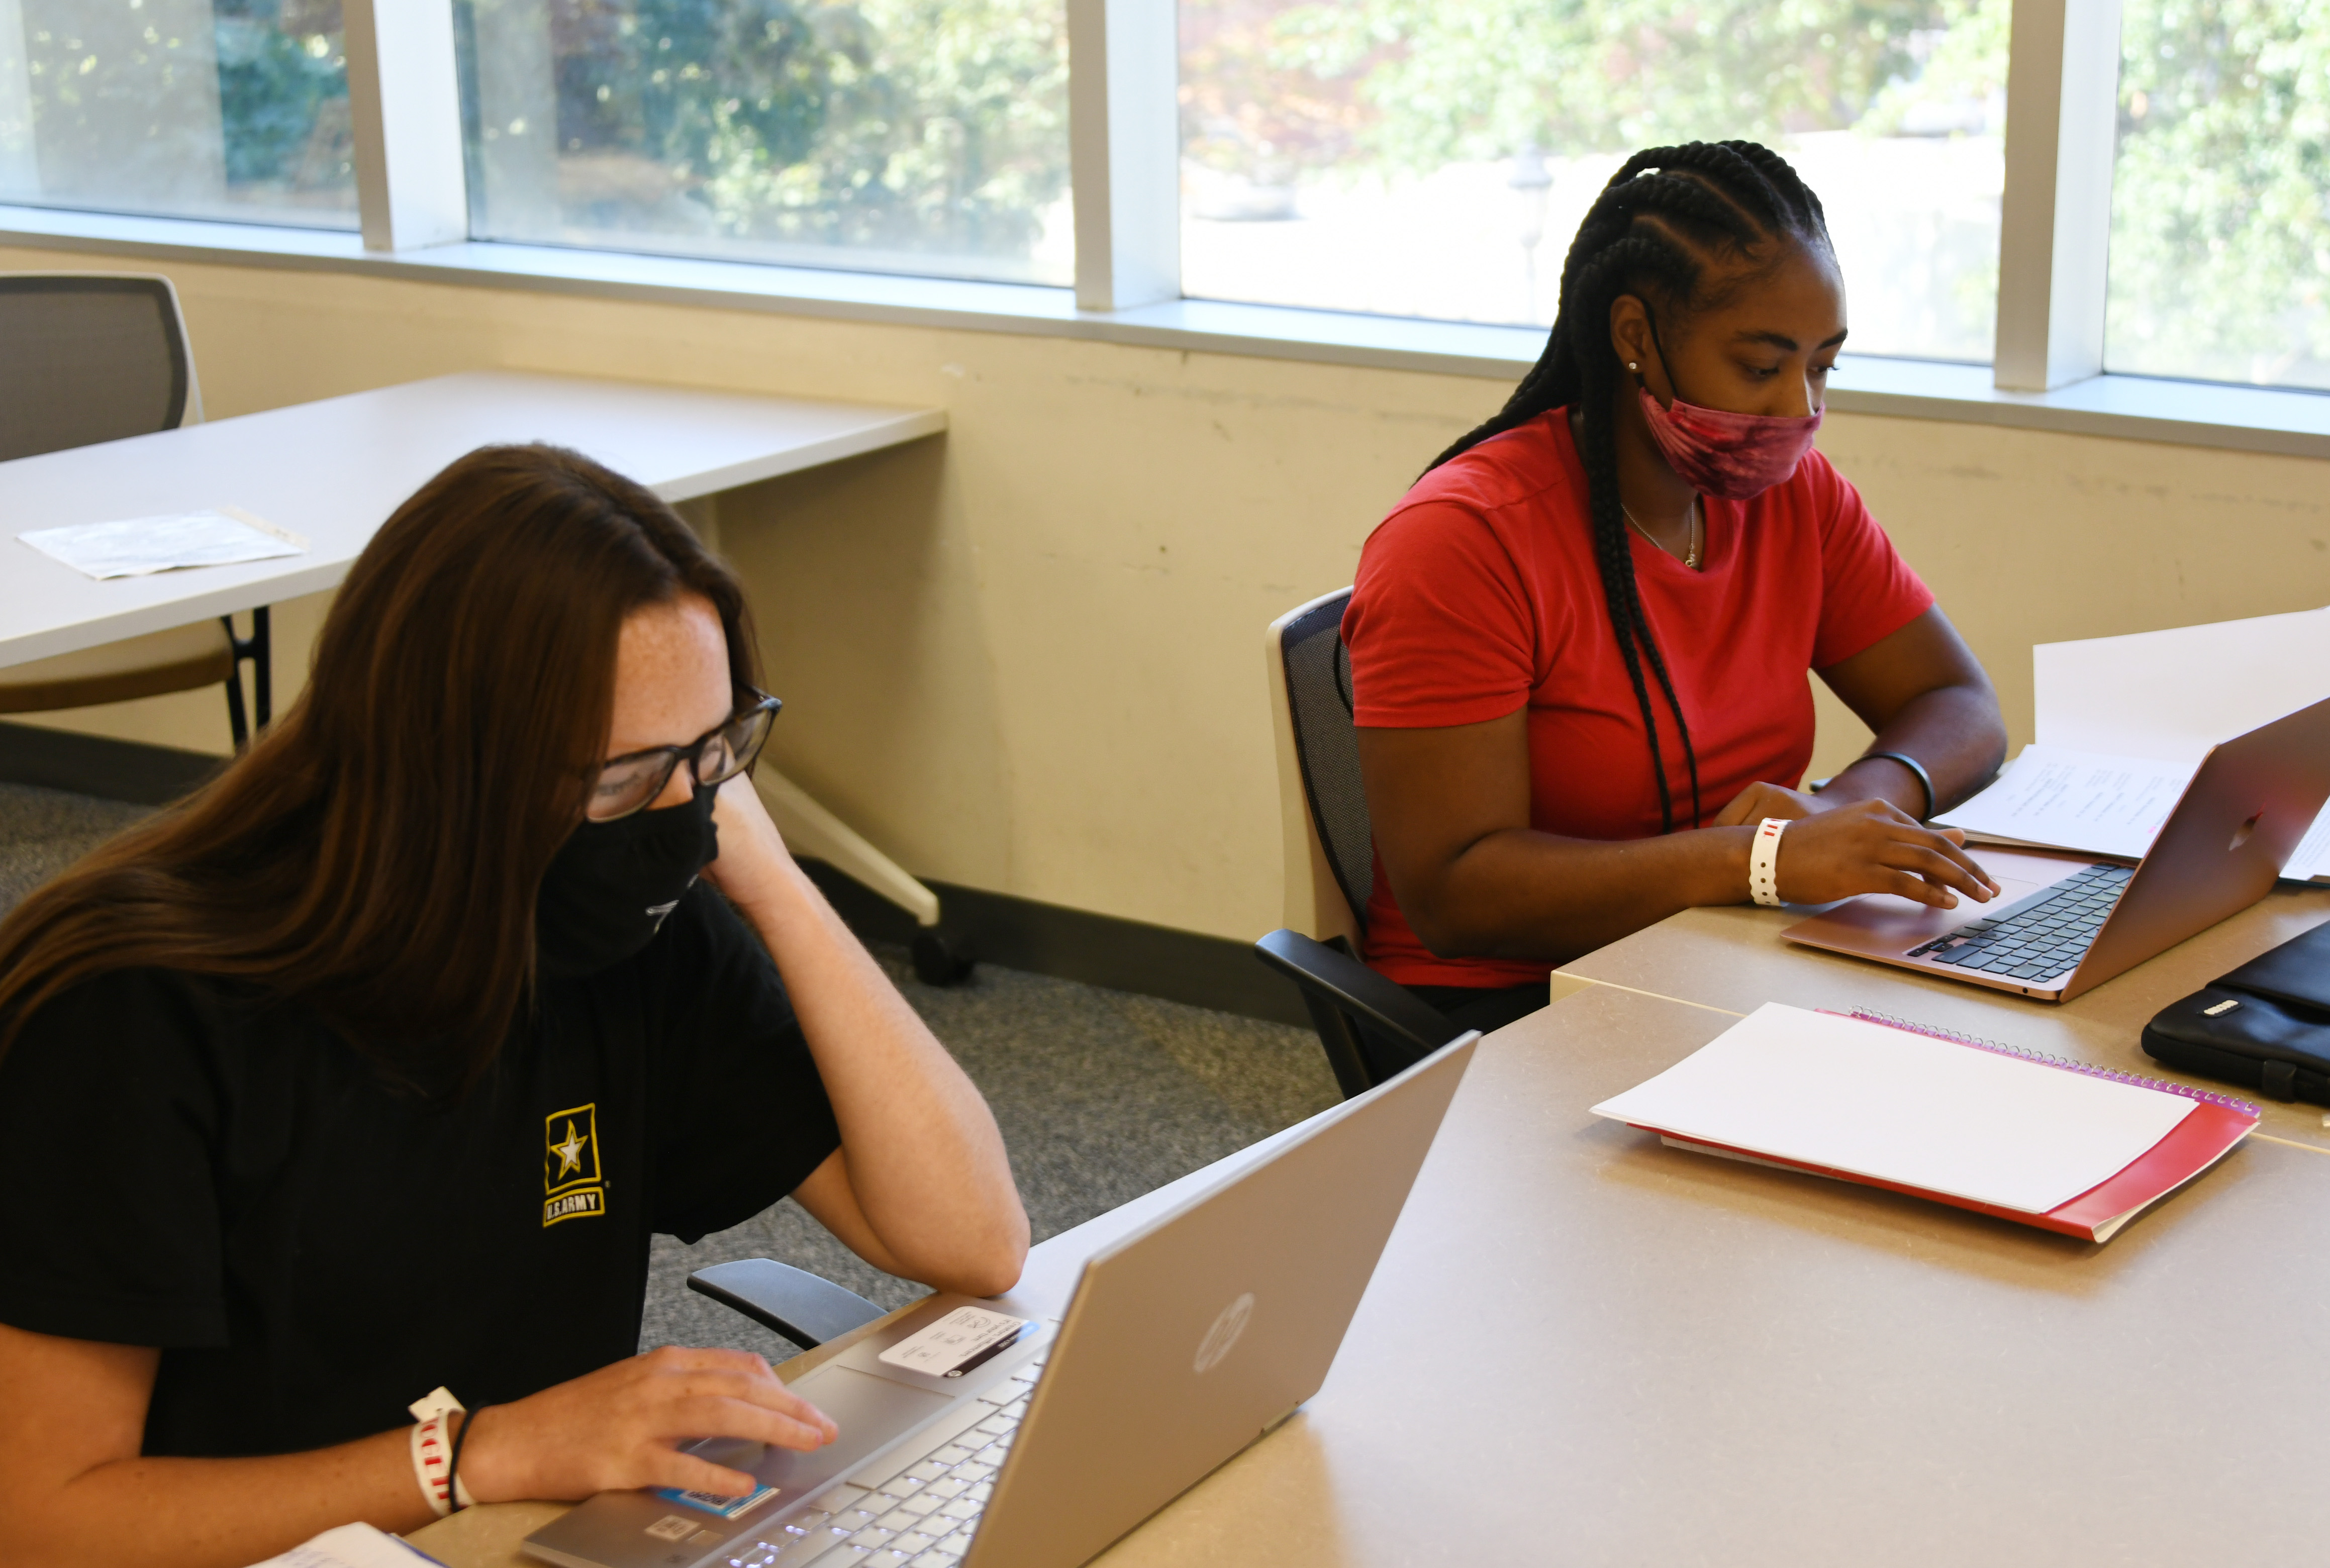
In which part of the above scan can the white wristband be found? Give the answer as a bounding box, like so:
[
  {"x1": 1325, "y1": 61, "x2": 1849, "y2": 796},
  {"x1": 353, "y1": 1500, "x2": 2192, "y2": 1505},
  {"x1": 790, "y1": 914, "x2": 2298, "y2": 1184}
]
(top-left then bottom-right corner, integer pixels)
[
  {"x1": 408, "y1": 1386, "x2": 466, "y2": 1517},
  {"x1": 1749, "y1": 817, "x2": 1788, "y2": 907}
]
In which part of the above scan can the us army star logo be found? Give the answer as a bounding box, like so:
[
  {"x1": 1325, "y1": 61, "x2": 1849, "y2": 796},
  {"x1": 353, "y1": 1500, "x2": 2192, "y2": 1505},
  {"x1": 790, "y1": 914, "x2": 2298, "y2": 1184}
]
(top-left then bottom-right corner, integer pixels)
[
  {"x1": 551, "y1": 1121, "x2": 588, "y2": 1178},
  {"x1": 543, "y1": 1103, "x2": 606, "y2": 1228}
]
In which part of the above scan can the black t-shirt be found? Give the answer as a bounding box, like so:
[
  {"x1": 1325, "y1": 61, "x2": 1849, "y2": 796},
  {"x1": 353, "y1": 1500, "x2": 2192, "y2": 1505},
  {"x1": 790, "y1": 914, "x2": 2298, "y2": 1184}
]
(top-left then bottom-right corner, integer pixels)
[{"x1": 0, "y1": 884, "x2": 839, "y2": 1458}]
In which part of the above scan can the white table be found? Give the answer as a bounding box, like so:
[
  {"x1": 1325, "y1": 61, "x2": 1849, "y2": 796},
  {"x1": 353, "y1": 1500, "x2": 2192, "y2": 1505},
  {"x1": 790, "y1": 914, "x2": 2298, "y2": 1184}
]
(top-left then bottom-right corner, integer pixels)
[
  {"x1": 0, "y1": 370, "x2": 949, "y2": 923},
  {"x1": 412, "y1": 889, "x2": 2330, "y2": 1567}
]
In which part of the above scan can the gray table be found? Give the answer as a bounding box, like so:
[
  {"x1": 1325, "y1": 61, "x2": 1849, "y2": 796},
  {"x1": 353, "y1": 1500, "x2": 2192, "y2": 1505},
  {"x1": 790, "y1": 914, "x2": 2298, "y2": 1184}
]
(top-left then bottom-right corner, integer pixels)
[
  {"x1": 0, "y1": 370, "x2": 949, "y2": 922},
  {"x1": 422, "y1": 893, "x2": 2330, "y2": 1565}
]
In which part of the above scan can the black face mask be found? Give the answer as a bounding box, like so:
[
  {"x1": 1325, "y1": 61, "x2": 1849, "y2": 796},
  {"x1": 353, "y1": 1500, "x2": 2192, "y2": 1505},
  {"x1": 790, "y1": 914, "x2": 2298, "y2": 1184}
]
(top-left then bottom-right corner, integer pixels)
[{"x1": 536, "y1": 785, "x2": 721, "y2": 977}]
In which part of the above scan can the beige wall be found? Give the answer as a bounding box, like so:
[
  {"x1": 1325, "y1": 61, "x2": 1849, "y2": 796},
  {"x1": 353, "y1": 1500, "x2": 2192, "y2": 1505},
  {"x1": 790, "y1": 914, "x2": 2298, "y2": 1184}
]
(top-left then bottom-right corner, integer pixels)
[{"x1": 11, "y1": 245, "x2": 2330, "y2": 943}]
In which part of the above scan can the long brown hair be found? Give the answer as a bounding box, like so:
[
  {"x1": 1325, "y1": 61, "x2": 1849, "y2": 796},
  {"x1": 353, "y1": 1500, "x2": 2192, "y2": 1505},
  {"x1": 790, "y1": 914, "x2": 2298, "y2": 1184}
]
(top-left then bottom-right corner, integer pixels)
[{"x1": 0, "y1": 444, "x2": 758, "y2": 1083}]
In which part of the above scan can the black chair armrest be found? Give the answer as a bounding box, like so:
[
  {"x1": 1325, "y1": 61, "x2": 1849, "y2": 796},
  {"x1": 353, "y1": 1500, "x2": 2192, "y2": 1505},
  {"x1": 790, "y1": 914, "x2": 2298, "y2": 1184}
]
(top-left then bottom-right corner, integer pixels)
[
  {"x1": 687, "y1": 1258, "x2": 886, "y2": 1351},
  {"x1": 1254, "y1": 929, "x2": 1461, "y2": 1096}
]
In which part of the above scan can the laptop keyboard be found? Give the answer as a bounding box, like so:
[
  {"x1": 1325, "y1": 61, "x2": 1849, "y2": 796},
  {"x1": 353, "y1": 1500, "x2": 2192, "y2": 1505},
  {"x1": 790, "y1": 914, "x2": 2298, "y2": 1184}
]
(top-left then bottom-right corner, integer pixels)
[
  {"x1": 722, "y1": 1360, "x2": 1042, "y2": 1568},
  {"x1": 1904, "y1": 863, "x2": 2132, "y2": 982}
]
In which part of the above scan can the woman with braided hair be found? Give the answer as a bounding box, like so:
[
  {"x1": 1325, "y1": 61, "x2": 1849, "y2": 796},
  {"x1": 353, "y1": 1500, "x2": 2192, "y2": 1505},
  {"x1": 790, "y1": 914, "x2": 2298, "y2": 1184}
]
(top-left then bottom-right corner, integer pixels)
[{"x1": 1343, "y1": 140, "x2": 2007, "y2": 1057}]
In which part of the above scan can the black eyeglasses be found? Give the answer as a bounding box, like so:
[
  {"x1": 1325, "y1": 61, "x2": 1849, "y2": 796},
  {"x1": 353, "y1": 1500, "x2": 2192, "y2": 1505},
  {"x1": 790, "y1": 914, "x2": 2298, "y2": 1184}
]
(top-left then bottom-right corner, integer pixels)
[{"x1": 586, "y1": 690, "x2": 782, "y2": 821}]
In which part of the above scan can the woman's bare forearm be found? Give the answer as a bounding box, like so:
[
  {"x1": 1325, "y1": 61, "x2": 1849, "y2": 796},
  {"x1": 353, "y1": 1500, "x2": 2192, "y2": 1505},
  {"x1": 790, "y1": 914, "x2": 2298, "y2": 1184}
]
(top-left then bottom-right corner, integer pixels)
[
  {"x1": 739, "y1": 857, "x2": 1027, "y2": 1295},
  {"x1": 9, "y1": 1431, "x2": 425, "y2": 1568},
  {"x1": 1818, "y1": 610, "x2": 2007, "y2": 818},
  {"x1": 1403, "y1": 824, "x2": 1757, "y2": 964},
  {"x1": 1820, "y1": 682, "x2": 2007, "y2": 818}
]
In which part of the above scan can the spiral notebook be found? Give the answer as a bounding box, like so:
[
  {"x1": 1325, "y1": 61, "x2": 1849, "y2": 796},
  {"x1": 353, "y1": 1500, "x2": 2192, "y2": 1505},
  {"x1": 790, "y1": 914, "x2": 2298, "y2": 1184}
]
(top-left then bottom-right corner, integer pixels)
[{"x1": 1591, "y1": 1003, "x2": 2259, "y2": 1242}]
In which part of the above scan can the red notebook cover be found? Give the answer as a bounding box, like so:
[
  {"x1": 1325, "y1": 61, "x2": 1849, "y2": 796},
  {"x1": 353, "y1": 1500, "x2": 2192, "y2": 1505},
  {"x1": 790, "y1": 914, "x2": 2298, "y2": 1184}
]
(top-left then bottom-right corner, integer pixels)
[{"x1": 1638, "y1": 1012, "x2": 2259, "y2": 1243}]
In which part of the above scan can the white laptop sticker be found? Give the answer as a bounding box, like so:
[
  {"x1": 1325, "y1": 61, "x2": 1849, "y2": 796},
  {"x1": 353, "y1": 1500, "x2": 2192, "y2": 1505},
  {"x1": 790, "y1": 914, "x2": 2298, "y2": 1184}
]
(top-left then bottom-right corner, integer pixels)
[{"x1": 879, "y1": 1306, "x2": 1029, "y2": 1379}]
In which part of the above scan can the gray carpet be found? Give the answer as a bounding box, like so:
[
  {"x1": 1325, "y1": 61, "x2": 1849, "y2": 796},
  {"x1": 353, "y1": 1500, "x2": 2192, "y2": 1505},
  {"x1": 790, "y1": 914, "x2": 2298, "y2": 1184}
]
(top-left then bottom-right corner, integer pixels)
[{"x1": 0, "y1": 780, "x2": 1338, "y2": 1358}]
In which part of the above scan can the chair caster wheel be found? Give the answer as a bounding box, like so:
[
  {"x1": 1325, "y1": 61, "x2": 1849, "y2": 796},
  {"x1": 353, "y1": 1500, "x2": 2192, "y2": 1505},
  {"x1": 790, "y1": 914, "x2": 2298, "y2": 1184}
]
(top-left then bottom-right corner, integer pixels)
[{"x1": 911, "y1": 930, "x2": 977, "y2": 987}]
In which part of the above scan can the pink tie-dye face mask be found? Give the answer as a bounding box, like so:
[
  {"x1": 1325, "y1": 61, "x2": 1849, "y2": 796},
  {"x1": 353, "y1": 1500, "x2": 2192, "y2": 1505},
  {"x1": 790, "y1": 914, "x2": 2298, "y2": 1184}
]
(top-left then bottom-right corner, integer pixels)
[{"x1": 1637, "y1": 386, "x2": 1823, "y2": 500}]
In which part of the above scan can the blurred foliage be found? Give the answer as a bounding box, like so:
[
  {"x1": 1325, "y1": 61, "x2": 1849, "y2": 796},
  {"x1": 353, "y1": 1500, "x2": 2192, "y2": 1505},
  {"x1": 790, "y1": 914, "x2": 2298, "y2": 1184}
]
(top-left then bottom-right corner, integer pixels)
[
  {"x1": 213, "y1": 0, "x2": 347, "y2": 189},
  {"x1": 11, "y1": 0, "x2": 350, "y2": 212},
  {"x1": 535, "y1": 0, "x2": 1067, "y2": 257},
  {"x1": 1251, "y1": 0, "x2": 2007, "y2": 174},
  {"x1": 1180, "y1": 0, "x2": 1374, "y2": 178},
  {"x1": 2109, "y1": 0, "x2": 2330, "y2": 383}
]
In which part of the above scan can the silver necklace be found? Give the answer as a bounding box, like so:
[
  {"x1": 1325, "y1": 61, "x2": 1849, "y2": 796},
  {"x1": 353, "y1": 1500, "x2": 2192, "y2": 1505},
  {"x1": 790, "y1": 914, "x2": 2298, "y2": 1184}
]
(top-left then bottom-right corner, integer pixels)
[{"x1": 1622, "y1": 497, "x2": 1702, "y2": 570}]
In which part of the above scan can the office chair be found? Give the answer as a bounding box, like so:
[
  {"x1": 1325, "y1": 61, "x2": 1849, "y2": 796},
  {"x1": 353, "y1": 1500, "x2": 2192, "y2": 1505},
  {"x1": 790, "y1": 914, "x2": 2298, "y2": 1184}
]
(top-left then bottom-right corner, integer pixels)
[
  {"x1": 1266, "y1": 587, "x2": 1372, "y2": 950},
  {"x1": 1254, "y1": 927, "x2": 1463, "y2": 1099},
  {"x1": 1263, "y1": 587, "x2": 1460, "y2": 1094},
  {"x1": 0, "y1": 273, "x2": 272, "y2": 749}
]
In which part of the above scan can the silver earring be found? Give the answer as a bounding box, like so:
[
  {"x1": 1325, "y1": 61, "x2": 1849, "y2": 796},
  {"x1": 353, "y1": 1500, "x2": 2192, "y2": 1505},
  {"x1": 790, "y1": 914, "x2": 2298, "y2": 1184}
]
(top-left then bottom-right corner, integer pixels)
[{"x1": 1628, "y1": 361, "x2": 1640, "y2": 372}]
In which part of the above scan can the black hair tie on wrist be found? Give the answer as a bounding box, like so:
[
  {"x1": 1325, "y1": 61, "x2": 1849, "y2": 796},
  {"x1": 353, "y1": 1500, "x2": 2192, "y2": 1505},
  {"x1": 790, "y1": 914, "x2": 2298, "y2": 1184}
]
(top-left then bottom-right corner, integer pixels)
[
  {"x1": 1863, "y1": 749, "x2": 1935, "y2": 821},
  {"x1": 446, "y1": 1404, "x2": 488, "y2": 1512}
]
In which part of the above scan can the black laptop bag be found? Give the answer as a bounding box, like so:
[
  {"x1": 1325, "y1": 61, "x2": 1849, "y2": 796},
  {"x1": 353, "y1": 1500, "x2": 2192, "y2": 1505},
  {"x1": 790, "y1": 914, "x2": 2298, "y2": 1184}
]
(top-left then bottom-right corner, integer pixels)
[{"x1": 2143, "y1": 920, "x2": 2330, "y2": 1104}]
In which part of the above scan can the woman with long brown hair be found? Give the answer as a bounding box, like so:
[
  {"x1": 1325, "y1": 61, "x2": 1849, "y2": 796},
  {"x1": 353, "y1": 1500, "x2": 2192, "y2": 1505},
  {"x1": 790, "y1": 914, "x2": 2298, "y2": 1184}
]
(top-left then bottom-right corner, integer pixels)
[{"x1": 0, "y1": 444, "x2": 1027, "y2": 1565}]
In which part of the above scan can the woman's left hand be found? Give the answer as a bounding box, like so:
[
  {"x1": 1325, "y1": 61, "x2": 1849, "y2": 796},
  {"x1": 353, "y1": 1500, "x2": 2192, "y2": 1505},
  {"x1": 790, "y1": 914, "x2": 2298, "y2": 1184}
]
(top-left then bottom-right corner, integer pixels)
[{"x1": 1710, "y1": 779, "x2": 1830, "y2": 829}]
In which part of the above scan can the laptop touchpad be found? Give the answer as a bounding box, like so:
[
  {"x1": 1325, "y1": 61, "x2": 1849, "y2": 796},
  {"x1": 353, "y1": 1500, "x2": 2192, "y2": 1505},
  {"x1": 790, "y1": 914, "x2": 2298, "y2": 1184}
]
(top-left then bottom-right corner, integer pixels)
[{"x1": 710, "y1": 1365, "x2": 954, "y2": 1489}]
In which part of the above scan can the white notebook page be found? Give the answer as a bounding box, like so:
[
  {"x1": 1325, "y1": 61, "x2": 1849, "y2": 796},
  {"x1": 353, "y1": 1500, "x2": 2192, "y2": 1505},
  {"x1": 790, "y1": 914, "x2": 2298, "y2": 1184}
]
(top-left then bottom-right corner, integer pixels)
[
  {"x1": 1931, "y1": 743, "x2": 2187, "y2": 862},
  {"x1": 1591, "y1": 1004, "x2": 2193, "y2": 1214},
  {"x1": 243, "y1": 1522, "x2": 443, "y2": 1567}
]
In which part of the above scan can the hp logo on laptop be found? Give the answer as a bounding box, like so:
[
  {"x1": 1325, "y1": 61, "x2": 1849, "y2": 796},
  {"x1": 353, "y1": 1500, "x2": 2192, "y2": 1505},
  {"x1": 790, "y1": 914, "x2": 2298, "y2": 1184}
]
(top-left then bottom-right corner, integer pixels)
[{"x1": 1193, "y1": 1292, "x2": 1255, "y2": 1374}]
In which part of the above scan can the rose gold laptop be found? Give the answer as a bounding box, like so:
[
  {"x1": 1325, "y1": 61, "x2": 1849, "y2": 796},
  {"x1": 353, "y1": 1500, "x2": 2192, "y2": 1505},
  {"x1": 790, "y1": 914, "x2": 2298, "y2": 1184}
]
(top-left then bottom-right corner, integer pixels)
[{"x1": 1783, "y1": 694, "x2": 2330, "y2": 1003}]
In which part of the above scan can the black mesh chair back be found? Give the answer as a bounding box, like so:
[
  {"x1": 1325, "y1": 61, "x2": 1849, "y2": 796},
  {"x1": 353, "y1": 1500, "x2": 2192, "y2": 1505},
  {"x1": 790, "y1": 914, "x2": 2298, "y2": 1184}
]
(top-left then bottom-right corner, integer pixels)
[
  {"x1": 0, "y1": 274, "x2": 199, "y2": 461},
  {"x1": 1279, "y1": 587, "x2": 1374, "y2": 935}
]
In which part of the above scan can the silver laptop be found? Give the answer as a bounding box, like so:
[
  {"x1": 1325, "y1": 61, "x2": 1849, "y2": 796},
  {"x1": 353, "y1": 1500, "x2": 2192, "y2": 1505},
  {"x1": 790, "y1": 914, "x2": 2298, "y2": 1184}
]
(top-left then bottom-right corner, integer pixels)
[
  {"x1": 524, "y1": 1032, "x2": 1478, "y2": 1568},
  {"x1": 1783, "y1": 693, "x2": 2330, "y2": 1002}
]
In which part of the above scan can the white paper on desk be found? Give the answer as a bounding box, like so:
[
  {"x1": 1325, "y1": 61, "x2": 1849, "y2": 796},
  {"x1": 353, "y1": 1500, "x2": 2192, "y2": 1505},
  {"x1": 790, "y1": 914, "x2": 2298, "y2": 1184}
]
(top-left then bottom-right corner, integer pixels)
[
  {"x1": 2034, "y1": 608, "x2": 2330, "y2": 879},
  {"x1": 1932, "y1": 743, "x2": 2189, "y2": 861},
  {"x1": 241, "y1": 1522, "x2": 444, "y2": 1568},
  {"x1": 1590, "y1": 1003, "x2": 2193, "y2": 1214},
  {"x1": 18, "y1": 506, "x2": 305, "y2": 579}
]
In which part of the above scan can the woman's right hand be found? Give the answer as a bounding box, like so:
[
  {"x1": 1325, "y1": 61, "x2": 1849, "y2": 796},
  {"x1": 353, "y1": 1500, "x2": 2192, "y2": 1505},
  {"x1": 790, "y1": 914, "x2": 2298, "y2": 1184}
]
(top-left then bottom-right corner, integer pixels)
[
  {"x1": 1768, "y1": 797, "x2": 2000, "y2": 910},
  {"x1": 458, "y1": 1345, "x2": 839, "y2": 1504}
]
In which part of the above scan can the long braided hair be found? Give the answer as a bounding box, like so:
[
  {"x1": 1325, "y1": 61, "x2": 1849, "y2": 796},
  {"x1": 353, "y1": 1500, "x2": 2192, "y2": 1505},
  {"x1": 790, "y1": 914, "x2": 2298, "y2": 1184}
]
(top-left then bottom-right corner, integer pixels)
[{"x1": 1430, "y1": 141, "x2": 1830, "y2": 833}]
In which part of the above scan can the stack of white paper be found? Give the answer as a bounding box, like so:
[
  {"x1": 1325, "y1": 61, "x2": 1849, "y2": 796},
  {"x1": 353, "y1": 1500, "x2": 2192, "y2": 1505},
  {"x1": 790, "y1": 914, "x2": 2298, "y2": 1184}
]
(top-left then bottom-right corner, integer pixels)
[
  {"x1": 19, "y1": 507, "x2": 305, "y2": 580},
  {"x1": 1590, "y1": 1004, "x2": 2192, "y2": 1214},
  {"x1": 1934, "y1": 607, "x2": 2330, "y2": 880},
  {"x1": 243, "y1": 1522, "x2": 443, "y2": 1568}
]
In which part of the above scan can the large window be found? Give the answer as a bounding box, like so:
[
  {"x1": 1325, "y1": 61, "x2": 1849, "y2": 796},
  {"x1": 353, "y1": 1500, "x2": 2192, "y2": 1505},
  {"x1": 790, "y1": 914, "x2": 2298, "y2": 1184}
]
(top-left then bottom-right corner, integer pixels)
[
  {"x1": 2106, "y1": 1, "x2": 2330, "y2": 392},
  {"x1": 7, "y1": 0, "x2": 2330, "y2": 408},
  {"x1": 451, "y1": 0, "x2": 1071, "y2": 284},
  {"x1": 1178, "y1": 0, "x2": 2010, "y2": 363},
  {"x1": 0, "y1": 0, "x2": 355, "y2": 228}
]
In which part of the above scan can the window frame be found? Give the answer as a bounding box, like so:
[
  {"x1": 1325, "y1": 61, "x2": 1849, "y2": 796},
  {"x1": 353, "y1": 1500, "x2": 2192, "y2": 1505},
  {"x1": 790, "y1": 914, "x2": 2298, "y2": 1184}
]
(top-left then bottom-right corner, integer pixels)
[{"x1": 1, "y1": 0, "x2": 2323, "y2": 451}]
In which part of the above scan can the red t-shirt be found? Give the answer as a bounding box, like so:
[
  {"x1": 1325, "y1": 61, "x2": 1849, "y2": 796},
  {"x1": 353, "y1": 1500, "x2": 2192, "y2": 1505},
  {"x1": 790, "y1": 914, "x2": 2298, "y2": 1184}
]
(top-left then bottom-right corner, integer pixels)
[{"x1": 1344, "y1": 408, "x2": 1934, "y2": 989}]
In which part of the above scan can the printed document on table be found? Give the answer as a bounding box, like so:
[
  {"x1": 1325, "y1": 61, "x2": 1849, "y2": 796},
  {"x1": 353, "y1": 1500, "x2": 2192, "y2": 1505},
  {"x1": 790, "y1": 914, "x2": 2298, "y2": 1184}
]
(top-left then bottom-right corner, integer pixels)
[
  {"x1": 18, "y1": 507, "x2": 305, "y2": 580},
  {"x1": 1589, "y1": 1003, "x2": 2193, "y2": 1215},
  {"x1": 1933, "y1": 743, "x2": 2190, "y2": 862}
]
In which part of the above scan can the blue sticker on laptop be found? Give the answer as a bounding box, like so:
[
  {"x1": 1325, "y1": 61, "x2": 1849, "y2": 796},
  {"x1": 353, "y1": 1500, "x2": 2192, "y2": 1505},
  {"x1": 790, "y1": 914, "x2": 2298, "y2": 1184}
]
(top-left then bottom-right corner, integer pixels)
[{"x1": 654, "y1": 1482, "x2": 781, "y2": 1520}]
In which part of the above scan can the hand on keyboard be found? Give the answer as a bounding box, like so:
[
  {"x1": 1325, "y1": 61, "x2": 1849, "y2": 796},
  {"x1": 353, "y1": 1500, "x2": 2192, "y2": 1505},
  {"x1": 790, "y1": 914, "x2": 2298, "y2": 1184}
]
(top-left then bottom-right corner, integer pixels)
[{"x1": 1733, "y1": 796, "x2": 2000, "y2": 911}]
